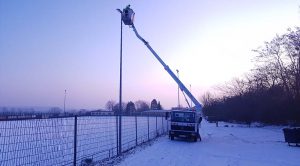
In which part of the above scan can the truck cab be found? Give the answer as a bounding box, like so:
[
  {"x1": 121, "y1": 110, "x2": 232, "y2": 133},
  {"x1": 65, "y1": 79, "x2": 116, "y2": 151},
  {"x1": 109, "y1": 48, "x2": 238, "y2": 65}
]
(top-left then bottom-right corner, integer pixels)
[{"x1": 169, "y1": 110, "x2": 201, "y2": 142}]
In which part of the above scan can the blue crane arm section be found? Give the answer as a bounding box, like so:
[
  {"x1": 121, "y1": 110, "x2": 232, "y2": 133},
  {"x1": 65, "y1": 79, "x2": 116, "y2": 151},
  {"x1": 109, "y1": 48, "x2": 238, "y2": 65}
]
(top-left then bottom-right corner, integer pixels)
[{"x1": 131, "y1": 24, "x2": 202, "y2": 113}]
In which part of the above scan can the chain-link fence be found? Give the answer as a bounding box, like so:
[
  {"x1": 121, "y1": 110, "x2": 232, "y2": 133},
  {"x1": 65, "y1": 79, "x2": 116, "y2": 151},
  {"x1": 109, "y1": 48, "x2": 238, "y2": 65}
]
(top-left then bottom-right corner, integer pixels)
[{"x1": 0, "y1": 115, "x2": 169, "y2": 165}]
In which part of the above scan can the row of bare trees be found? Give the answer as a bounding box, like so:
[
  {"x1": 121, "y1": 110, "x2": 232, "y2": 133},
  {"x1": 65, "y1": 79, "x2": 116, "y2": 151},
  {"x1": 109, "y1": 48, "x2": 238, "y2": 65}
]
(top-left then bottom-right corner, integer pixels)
[
  {"x1": 203, "y1": 27, "x2": 300, "y2": 124},
  {"x1": 105, "y1": 100, "x2": 151, "y2": 115}
]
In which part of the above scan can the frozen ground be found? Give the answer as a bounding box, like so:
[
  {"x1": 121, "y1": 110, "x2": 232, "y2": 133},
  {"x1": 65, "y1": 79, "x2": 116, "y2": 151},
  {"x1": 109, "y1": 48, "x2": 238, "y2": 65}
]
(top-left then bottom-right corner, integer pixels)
[
  {"x1": 0, "y1": 116, "x2": 168, "y2": 165},
  {"x1": 117, "y1": 121, "x2": 300, "y2": 166}
]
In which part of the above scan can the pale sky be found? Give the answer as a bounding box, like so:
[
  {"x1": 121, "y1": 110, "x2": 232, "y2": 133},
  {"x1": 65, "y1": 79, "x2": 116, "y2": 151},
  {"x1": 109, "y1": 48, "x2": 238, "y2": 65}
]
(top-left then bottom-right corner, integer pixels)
[{"x1": 0, "y1": 0, "x2": 299, "y2": 110}]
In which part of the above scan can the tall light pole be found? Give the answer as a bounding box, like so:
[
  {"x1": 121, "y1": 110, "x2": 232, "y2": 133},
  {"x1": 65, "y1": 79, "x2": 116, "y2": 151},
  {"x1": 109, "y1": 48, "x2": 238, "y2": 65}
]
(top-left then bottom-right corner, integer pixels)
[
  {"x1": 117, "y1": 8, "x2": 123, "y2": 156},
  {"x1": 116, "y1": 5, "x2": 135, "y2": 156},
  {"x1": 64, "y1": 89, "x2": 66, "y2": 115},
  {"x1": 176, "y1": 69, "x2": 180, "y2": 108}
]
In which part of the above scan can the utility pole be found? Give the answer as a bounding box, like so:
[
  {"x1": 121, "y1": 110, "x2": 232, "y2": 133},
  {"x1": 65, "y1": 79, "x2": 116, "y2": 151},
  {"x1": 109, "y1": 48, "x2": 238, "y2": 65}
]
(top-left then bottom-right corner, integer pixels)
[{"x1": 176, "y1": 69, "x2": 180, "y2": 108}]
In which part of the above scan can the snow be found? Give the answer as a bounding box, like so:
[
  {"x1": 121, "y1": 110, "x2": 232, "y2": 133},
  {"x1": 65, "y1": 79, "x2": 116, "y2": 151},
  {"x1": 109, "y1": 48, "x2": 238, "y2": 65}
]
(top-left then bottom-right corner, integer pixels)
[
  {"x1": 0, "y1": 116, "x2": 168, "y2": 165},
  {"x1": 117, "y1": 121, "x2": 300, "y2": 166}
]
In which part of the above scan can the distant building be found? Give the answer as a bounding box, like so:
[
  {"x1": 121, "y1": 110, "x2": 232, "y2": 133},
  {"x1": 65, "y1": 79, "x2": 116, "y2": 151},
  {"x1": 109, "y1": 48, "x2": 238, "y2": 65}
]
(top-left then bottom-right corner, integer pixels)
[
  {"x1": 141, "y1": 109, "x2": 170, "y2": 117},
  {"x1": 90, "y1": 110, "x2": 114, "y2": 116}
]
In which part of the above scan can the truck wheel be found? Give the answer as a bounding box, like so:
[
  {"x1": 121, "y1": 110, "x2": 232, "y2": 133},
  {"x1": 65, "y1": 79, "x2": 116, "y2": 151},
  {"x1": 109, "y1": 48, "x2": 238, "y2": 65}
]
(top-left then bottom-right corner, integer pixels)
[
  {"x1": 193, "y1": 136, "x2": 197, "y2": 142},
  {"x1": 171, "y1": 135, "x2": 174, "y2": 140}
]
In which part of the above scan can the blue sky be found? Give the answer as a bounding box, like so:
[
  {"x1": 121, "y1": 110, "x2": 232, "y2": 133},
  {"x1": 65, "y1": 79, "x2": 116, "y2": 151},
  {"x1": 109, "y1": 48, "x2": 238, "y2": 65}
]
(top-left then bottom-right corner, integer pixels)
[{"x1": 0, "y1": 0, "x2": 299, "y2": 110}]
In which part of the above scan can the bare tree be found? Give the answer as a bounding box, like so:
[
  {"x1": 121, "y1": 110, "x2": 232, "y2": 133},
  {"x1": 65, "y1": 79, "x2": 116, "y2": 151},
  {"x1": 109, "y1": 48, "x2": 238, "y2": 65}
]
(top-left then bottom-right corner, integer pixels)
[
  {"x1": 135, "y1": 100, "x2": 150, "y2": 112},
  {"x1": 105, "y1": 100, "x2": 116, "y2": 111},
  {"x1": 201, "y1": 92, "x2": 214, "y2": 107},
  {"x1": 253, "y1": 27, "x2": 300, "y2": 98},
  {"x1": 284, "y1": 27, "x2": 300, "y2": 99},
  {"x1": 49, "y1": 107, "x2": 62, "y2": 115},
  {"x1": 202, "y1": 27, "x2": 300, "y2": 124},
  {"x1": 112, "y1": 102, "x2": 126, "y2": 114},
  {"x1": 216, "y1": 77, "x2": 247, "y2": 97}
]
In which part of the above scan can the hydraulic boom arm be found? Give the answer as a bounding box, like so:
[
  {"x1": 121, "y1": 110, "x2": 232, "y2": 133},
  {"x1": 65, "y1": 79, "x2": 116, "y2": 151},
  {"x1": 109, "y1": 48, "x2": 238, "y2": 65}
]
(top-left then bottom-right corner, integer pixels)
[
  {"x1": 118, "y1": 5, "x2": 202, "y2": 113},
  {"x1": 131, "y1": 25, "x2": 202, "y2": 113}
]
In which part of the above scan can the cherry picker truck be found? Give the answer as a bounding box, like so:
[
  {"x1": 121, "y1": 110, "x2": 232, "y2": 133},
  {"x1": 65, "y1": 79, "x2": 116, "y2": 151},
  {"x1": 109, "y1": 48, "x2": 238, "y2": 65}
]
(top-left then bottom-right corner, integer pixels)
[{"x1": 118, "y1": 5, "x2": 203, "y2": 141}]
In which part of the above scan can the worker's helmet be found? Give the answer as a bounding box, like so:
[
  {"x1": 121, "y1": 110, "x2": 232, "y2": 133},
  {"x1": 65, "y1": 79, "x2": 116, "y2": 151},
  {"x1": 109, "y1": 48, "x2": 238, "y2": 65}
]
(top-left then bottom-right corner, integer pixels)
[{"x1": 122, "y1": 5, "x2": 135, "y2": 25}]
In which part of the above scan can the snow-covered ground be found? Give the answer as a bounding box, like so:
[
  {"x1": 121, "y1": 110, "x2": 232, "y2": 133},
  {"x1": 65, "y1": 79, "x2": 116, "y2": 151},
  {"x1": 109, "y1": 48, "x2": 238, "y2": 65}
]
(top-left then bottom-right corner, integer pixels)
[
  {"x1": 0, "y1": 116, "x2": 168, "y2": 165},
  {"x1": 118, "y1": 121, "x2": 300, "y2": 166}
]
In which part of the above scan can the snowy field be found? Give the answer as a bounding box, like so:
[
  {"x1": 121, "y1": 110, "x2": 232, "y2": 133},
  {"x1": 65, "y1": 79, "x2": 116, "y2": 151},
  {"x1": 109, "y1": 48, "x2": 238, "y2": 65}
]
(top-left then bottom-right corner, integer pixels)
[
  {"x1": 118, "y1": 121, "x2": 300, "y2": 166},
  {"x1": 0, "y1": 116, "x2": 168, "y2": 165}
]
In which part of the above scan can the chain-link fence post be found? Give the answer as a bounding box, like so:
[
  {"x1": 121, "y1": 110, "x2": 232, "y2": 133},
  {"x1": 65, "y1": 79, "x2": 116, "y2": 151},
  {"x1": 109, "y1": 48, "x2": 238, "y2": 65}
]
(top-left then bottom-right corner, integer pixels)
[
  {"x1": 135, "y1": 115, "x2": 138, "y2": 146},
  {"x1": 73, "y1": 116, "x2": 78, "y2": 166},
  {"x1": 147, "y1": 116, "x2": 149, "y2": 141},
  {"x1": 155, "y1": 116, "x2": 158, "y2": 136},
  {"x1": 167, "y1": 118, "x2": 169, "y2": 133},
  {"x1": 116, "y1": 116, "x2": 119, "y2": 155},
  {"x1": 162, "y1": 116, "x2": 164, "y2": 134}
]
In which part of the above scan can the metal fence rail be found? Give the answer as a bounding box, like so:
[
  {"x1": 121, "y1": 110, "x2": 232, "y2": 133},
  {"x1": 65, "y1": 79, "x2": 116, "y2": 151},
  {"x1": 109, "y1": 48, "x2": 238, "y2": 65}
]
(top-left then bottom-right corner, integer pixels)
[{"x1": 0, "y1": 115, "x2": 168, "y2": 165}]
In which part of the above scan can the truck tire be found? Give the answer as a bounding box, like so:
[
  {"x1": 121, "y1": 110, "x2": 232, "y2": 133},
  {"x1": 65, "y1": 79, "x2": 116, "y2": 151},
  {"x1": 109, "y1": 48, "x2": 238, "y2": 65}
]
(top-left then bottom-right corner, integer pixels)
[
  {"x1": 171, "y1": 135, "x2": 174, "y2": 140},
  {"x1": 193, "y1": 136, "x2": 197, "y2": 142}
]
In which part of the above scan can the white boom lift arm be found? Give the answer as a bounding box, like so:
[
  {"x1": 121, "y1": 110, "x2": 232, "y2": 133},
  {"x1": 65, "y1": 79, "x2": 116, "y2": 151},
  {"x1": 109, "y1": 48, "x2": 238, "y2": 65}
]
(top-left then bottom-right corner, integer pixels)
[{"x1": 118, "y1": 5, "x2": 203, "y2": 114}]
